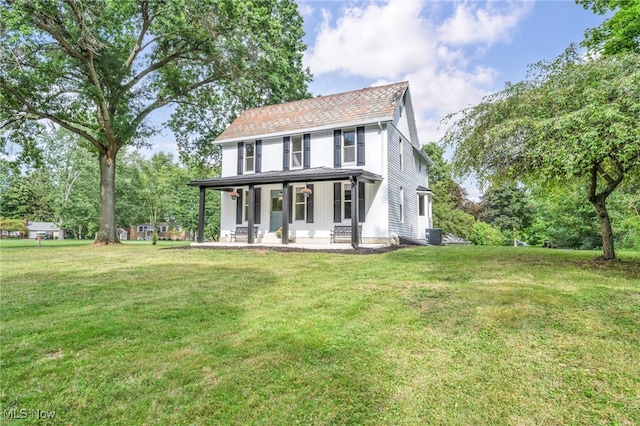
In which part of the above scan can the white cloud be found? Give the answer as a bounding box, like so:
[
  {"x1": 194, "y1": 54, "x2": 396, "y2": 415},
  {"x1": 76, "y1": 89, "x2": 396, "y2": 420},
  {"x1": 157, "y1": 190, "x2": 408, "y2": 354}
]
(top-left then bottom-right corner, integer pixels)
[
  {"x1": 303, "y1": 0, "x2": 532, "y2": 199},
  {"x1": 438, "y1": 2, "x2": 533, "y2": 46},
  {"x1": 304, "y1": 0, "x2": 532, "y2": 140},
  {"x1": 297, "y1": 2, "x2": 314, "y2": 18},
  {"x1": 305, "y1": 0, "x2": 436, "y2": 79}
]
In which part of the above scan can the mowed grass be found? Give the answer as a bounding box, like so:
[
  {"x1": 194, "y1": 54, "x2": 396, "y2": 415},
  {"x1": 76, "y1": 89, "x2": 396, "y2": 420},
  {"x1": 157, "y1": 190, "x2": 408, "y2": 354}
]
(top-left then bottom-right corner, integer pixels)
[{"x1": 1, "y1": 240, "x2": 639, "y2": 425}]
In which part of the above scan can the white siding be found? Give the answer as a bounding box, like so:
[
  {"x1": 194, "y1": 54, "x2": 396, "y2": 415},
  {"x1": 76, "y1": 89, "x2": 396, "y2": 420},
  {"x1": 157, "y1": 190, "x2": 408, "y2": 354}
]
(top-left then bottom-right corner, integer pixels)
[
  {"x1": 221, "y1": 143, "x2": 237, "y2": 177},
  {"x1": 218, "y1": 116, "x2": 427, "y2": 243},
  {"x1": 220, "y1": 124, "x2": 386, "y2": 177},
  {"x1": 386, "y1": 124, "x2": 430, "y2": 239},
  {"x1": 394, "y1": 97, "x2": 411, "y2": 141},
  {"x1": 220, "y1": 180, "x2": 388, "y2": 241},
  {"x1": 262, "y1": 138, "x2": 283, "y2": 172}
]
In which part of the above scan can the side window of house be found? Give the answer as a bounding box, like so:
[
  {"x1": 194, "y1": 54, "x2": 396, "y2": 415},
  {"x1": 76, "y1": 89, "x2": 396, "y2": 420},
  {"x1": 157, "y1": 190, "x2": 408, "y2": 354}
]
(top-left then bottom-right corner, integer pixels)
[
  {"x1": 291, "y1": 136, "x2": 303, "y2": 169},
  {"x1": 343, "y1": 183, "x2": 352, "y2": 220},
  {"x1": 399, "y1": 138, "x2": 403, "y2": 171},
  {"x1": 418, "y1": 195, "x2": 425, "y2": 216},
  {"x1": 343, "y1": 130, "x2": 356, "y2": 164},
  {"x1": 245, "y1": 142, "x2": 255, "y2": 173}
]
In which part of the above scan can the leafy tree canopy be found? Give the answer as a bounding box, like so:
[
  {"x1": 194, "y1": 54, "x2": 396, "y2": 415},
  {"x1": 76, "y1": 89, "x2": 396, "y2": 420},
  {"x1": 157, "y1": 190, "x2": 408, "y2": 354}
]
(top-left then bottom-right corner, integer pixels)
[
  {"x1": 442, "y1": 46, "x2": 640, "y2": 259},
  {"x1": 0, "y1": 0, "x2": 311, "y2": 243},
  {"x1": 0, "y1": 217, "x2": 28, "y2": 233},
  {"x1": 481, "y1": 183, "x2": 533, "y2": 235},
  {"x1": 577, "y1": 0, "x2": 640, "y2": 54}
]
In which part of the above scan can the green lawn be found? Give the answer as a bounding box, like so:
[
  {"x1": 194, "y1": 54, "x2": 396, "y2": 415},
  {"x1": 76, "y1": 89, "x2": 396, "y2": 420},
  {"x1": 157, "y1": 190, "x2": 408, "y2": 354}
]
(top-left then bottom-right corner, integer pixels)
[{"x1": 1, "y1": 241, "x2": 639, "y2": 425}]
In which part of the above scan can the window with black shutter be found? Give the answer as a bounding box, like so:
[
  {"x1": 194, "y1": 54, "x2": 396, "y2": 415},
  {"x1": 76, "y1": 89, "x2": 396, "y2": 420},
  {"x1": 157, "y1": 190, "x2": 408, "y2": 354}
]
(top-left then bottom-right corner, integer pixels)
[
  {"x1": 291, "y1": 136, "x2": 302, "y2": 169},
  {"x1": 333, "y1": 182, "x2": 342, "y2": 222},
  {"x1": 237, "y1": 142, "x2": 244, "y2": 175},
  {"x1": 357, "y1": 127, "x2": 365, "y2": 166},
  {"x1": 333, "y1": 130, "x2": 341, "y2": 168},
  {"x1": 283, "y1": 137, "x2": 290, "y2": 171},
  {"x1": 303, "y1": 134, "x2": 311, "y2": 169},
  {"x1": 245, "y1": 142, "x2": 255, "y2": 173},
  {"x1": 343, "y1": 130, "x2": 356, "y2": 164},
  {"x1": 254, "y1": 188, "x2": 262, "y2": 224},
  {"x1": 287, "y1": 185, "x2": 293, "y2": 224},
  {"x1": 305, "y1": 184, "x2": 314, "y2": 223},
  {"x1": 235, "y1": 189, "x2": 243, "y2": 224},
  {"x1": 358, "y1": 181, "x2": 365, "y2": 222},
  {"x1": 255, "y1": 140, "x2": 262, "y2": 173}
]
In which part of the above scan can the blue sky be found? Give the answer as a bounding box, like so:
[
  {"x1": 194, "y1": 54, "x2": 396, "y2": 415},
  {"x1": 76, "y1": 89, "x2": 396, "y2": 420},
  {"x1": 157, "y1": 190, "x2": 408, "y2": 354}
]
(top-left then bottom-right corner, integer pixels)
[
  {"x1": 145, "y1": 0, "x2": 607, "y2": 197},
  {"x1": 300, "y1": 0, "x2": 606, "y2": 138},
  {"x1": 291, "y1": 0, "x2": 607, "y2": 198}
]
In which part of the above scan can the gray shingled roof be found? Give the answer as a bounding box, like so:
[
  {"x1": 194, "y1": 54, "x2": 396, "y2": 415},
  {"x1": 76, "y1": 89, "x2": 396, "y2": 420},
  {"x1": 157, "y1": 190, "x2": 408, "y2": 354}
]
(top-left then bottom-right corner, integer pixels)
[{"x1": 215, "y1": 81, "x2": 409, "y2": 143}]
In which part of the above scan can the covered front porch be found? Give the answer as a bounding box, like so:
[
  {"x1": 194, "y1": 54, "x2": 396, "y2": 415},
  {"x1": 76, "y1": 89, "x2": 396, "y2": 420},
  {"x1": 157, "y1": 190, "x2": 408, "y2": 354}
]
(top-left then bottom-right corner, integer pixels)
[{"x1": 188, "y1": 167, "x2": 383, "y2": 248}]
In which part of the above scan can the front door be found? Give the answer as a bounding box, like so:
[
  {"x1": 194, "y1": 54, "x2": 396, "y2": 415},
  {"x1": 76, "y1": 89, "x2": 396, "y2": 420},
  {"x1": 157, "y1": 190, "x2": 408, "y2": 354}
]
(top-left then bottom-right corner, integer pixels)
[{"x1": 270, "y1": 190, "x2": 283, "y2": 232}]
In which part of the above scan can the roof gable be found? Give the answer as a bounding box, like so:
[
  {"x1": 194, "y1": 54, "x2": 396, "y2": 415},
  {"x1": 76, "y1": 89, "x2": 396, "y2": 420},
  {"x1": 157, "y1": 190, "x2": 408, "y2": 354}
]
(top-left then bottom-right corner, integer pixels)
[{"x1": 216, "y1": 81, "x2": 409, "y2": 143}]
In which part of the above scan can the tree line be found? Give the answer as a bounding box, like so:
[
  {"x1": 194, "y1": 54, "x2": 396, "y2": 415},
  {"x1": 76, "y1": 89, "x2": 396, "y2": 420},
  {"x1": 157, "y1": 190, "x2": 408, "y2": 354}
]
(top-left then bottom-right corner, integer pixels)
[
  {"x1": 441, "y1": 0, "x2": 640, "y2": 259},
  {"x1": 0, "y1": 128, "x2": 220, "y2": 241},
  {"x1": 423, "y1": 143, "x2": 639, "y2": 251}
]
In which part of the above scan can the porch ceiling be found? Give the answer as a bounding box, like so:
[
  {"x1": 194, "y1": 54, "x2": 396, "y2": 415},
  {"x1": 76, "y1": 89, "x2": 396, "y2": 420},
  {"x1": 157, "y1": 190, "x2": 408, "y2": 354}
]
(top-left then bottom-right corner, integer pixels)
[{"x1": 188, "y1": 167, "x2": 383, "y2": 189}]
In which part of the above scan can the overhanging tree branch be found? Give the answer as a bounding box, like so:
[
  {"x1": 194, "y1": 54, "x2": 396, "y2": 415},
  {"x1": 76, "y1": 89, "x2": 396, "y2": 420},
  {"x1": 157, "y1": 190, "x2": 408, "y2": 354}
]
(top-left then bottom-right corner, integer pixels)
[
  {"x1": 23, "y1": 4, "x2": 87, "y2": 64},
  {"x1": 125, "y1": 0, "x2": 152, "y2": 68},
  {"x1": 1, "y1": 82, "x2": 101, "y2": 150},
  {"x1": 130, "y1": 75, "x2": 221, "y2": 133}
]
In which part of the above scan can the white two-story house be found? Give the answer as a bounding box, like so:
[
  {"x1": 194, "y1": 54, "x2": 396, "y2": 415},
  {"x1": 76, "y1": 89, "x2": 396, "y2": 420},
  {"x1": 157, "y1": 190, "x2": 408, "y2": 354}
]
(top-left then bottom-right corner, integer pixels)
[{"x1": 189, "y1": 81, "x2": 434, "y2": 247}]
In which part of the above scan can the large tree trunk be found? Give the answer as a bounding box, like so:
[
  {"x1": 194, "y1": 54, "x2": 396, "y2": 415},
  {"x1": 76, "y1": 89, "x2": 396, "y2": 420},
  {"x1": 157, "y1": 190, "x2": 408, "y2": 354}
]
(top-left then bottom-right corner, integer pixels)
[
  {"x1": 590, "y1": 195, "x2": 616, "y2": 260},
  {"x1": 587, "y1": 164, "x2": 622, "y2": 261},
  {"x1": 95, "y1": 152, "x2": 120, "y2": 244}
]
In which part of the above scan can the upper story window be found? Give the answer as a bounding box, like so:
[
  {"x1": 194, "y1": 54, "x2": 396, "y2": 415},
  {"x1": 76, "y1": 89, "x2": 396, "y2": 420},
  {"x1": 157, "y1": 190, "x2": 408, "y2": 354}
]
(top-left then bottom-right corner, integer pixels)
[
  {"x1": 245, "y1": 142, "x2": 255, "y2": 173},
  {"x1": 334, "y1": 128, "x2": 364, "y2": 168},
  {"x1": 399, "y1": 138, "x2": 404, "y2": 171},
  {"x1": 284, "y1": 135, "x2": 309, "y2": 171},
  {"x1": 291, "y1": 136, "x2": 303, "y2": 169},
  {"x1": 343, "y1": 130, "x2": 356, "y2": 164}
]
